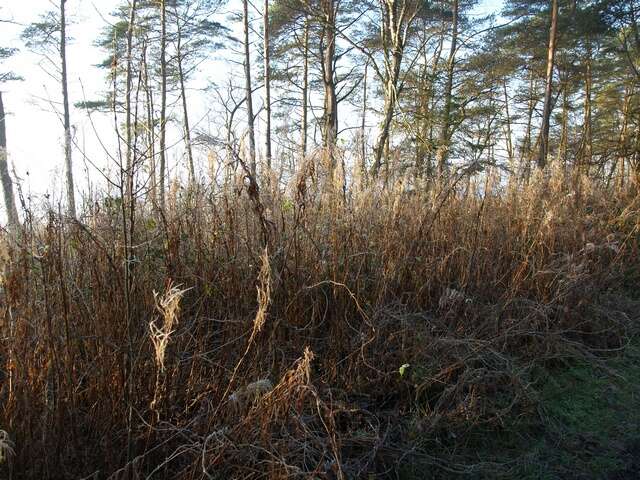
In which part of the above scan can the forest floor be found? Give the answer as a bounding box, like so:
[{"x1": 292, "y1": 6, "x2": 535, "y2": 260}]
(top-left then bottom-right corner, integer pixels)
[
  {"x1": 500, "y1": 342, "x2": 640, "y2": 479},
  {"x1": 403, "y1": 337, "x2": 640, "y2": 479}
]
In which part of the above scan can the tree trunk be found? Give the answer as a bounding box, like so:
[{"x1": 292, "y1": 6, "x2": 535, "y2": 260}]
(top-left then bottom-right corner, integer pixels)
[
  {"x1": 520, "y1": 68, "x2": 536, "y2": 179},
  {"x1": 632, "y1": 110, "x2": 640, "y2": 187},
  {"x1": 415, "y1": 62, "x2": 426, "y2": 177},
  {"x1": 301, "y1": 15, "x2": 309, "y2": 159},
  {"x1": 416, "y1": 23, "x2": 444, "y2": 179},
  {"x1": 159, "y1": 0, "x2": 167, "y2": 209},
  {"x1": 372, "y1": 86, "x2": 395, "y2": 177},
  {"x1": 142, "y1": 43, "x2": 157, "y2": 204},
  {"x1": 243, "y1": 0, "x2": 257, "y2": 177},
  {"x1": 263, "y1": 0, "x2": 272, "y2": 170},
  {"x1": 60, "y1": 0, "x2": 76, "y2": 218},
  {"x1": 437, "y1": 0, "x2": 459, "y2": 176},
  {"x1": 537, "y1": 0, "x2": 558, "y2": 170},
  {"x1": 124, "y1": 0, "x2": 138, "y2": 206},
  {"x1": 372, "y1": 0, "x2": 413, "y2": 177},
  {"x1": 175, "y1": 15, "x2": 195, "y2": 184},
  {"x1": 0, "y1": 92, "x2": 19, "y2": 230},
  {"x1": 580, "y1": 41, "x2": 592, "y2": 172},
  {"x1": 123, "y1": 0, "x2": 138, "y2": 472},
  {"x1": 557, "y1": 75, "x2": 569, "y2": 168},
  {"x1": 502, "y1": 80, "x2": 514, "y2": 168},
  {"x1": 361, "y1": 60, "x2": 368, "y2": 181},
  {"x1": 320, "y1": 0, "x2": 338, "y2": 169},
  {"x1": 634, "y1": 123, "x2": 640, "y2": 189},
  {"x1": 616, "y1": 84, "x2": 633, "y2": 189}
]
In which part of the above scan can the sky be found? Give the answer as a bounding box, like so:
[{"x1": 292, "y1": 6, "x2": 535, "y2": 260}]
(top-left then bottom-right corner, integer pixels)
[
  {"x1": 0, "y1": 0, "x2": 503, "y2": 221},
  {"x1": 1, "y1": 0, "x2": 217, "y2": 216}
]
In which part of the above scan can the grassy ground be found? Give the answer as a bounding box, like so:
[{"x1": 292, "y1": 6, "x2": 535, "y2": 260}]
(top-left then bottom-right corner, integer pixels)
[
  {"x1": 531, "y1": 343, "x2": 640, "y2": 479},
  {"x1": 401, "y1": 340, "x2": 640, "y2": 479}
]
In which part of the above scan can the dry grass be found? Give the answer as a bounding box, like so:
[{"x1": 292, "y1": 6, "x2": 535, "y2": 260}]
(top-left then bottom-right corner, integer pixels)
[
  {"x1": 0, "y1": 430, "x2": 14, "y2": 464},
  {"x1": 150, "y1": 282, "x2": 190, "y2": 372},
  {"x1": 0, "y1": 165, "x2": 638, "y2": 478}
]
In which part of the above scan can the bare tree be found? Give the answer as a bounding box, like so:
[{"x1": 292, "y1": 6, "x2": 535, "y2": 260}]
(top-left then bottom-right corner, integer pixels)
[
  {"x1": 60, "y1": 0, "x2": 76, "y2": 218},
  {"x1": 0, "y1": 92, "x2": 19, "y2": 230},
  {"x1": 243, "y1": 0, "x2": 257, "y2": 177},
  {"x1": 175, "y1": 8, "x2": 196, "y2": 183},
  {"x1": 361, "y1": 60, "x2": 369, "y2": 179},
  {"x1": 301, "y1": 14, "x2": 309, "y2": 159},
  {"x1": 22, "y1": 2, "x2": 77, "y2": 217},
  {"x1": 159, "y1": 0, "x2": 168, "y2": 209},
  {"x1": 123, "y1": 0, "x2": 138, "y2": 470},
  {"x1": 264, "y1": 0, "x2": 272, "y2": 170}
]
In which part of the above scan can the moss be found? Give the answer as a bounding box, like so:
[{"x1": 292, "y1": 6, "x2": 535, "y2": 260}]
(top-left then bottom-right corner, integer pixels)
[
  {"x1": 508, "y1": 344, "x2": 640, "y2": 478},
  {"x1": 405, "y1": 342, "x2": 640, "y2": 479}
]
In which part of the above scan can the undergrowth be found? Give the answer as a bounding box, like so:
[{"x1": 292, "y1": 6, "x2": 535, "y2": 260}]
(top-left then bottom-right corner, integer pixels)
[{"x1": 0, "y1": 167, "x2": 638, "y2": 479}]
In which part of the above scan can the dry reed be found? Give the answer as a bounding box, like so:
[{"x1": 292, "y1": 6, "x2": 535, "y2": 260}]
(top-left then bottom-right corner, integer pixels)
[{"x1": 0, "y1": 165, "x2": 638, "y2": 478}]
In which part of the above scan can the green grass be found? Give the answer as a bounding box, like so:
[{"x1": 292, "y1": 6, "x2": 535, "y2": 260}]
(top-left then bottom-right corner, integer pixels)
[
  {"x1": 533, "y1": 344, "x2": 640, "y2": 479},
  {"x1": 403, "y1": 341, "x2": 640, "y2": 479},
  {"x1": 495, "y1": 343, "x2": 640, "y2": 479}
]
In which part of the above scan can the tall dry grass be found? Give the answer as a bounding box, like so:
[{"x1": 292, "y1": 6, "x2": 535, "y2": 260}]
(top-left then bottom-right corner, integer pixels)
[{"x1": 0, "y1": 164, "x2": 638, "y2": 478}]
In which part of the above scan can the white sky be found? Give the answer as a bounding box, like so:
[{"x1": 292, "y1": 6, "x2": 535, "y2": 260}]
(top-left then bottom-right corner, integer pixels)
[
  {"x1": 1, "y1": 0, "x2": 224, "y2": 216},
  {"x1": 2, "y1": 1, "x2": 108, "y2": 211},
  {"x1": 0, "y1": 0, "x2": 502, "y2": 221}
]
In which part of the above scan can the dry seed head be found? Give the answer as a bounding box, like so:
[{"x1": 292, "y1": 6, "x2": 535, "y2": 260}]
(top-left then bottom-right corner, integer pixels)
[
  {"x1": 150, "y1": 283, "x2": 190, "y2": 372},
  {"x1": 251, "y1": 247, "x2": 271, "y2": 339}
]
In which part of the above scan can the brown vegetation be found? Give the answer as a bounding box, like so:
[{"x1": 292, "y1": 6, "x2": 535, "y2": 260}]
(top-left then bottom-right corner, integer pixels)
[{"x1": 0, "y1": 165, "x2": 638, "y2": 478}]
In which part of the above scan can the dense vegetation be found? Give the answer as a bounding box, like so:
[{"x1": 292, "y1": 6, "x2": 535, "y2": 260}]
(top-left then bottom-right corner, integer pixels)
[
  {"x1": 0, "y1": 0, "x2": 639, "y2": 478},
  {"x1": 0, "y1": 172, "x2": 638, "y2": 478}
]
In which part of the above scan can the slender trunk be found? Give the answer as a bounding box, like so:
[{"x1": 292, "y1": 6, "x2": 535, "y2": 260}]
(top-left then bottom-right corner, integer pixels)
[
  {"x1": 617, "y1": 85, "x2": 633, "y2": 189},
  {"x1": 580, "y1": 41, "x2": 593, "y2": 172},
  {"x1": 502, "y1": 79, "x2": 515, "y2": 169},
  {"x1": 142, "y1": 43, "x2": 157, "y2": 204},
  {"x1": 634, "y1": 122, "x2": 640, "y2": 188},
  {"x1": 123, "y1": 1, "x2": 138, "y2": 473},
  {"x1": 243, "y1": 0, "x2": 256, "y2": 177},
  {"x1": 537, "y1": 0, "x2": 558, "y2": 170},
  {"x1": 383, "y1": 135, "x2": 391, "y2": 182},
  {"x1": 557, "y1": 77, "x2": 569, "y2": 167},
  {"x1": 176, "y1": 17, "x2": 195, "y2": 183},
  {"x1": 373, "y1": 0, "x2": 411, "y2": 177},
  {"x1": 373, "y1": 89, "x2": 396, "y2": 177},
  {"x1": 60, "y1": 0, "x2": 76, "y2": 218},
  {"x1": 438, "y1": 0, "x2": 459, "y2": 176},
  {"x1": 361, "y1": 60, "x2": 368, "y2": 180},
  {"x1": 521, "y1": 68, "x2": 536, "y2": 179},
  {"x1": 125, "y1": 1, "x2": 137, "y2": 203},
  {"x1": 629, "y1": 124, "x2": 640, "y2": 189},
  {"x1": 320, "y1": 0, "x2": 338, "y2": 169},
  {"x1": 301, "y1": 16, "x2": 309, "y2": 159},
  {"x1": 0, "y1": 92, "x2": 19, "y2": 230},
  {"x1": 419, "y1": 25, "x2": 444, "y2": 179},
  {"x1": 159, "y1": 0, "x2": 167, "y2": 209},
  {"x1": 263, "y1": 0, "x2": 272, "y2": 169},
  {"x1": 629, "y1": 4, "x2": 640, "y2": 76},
  {"x1": 415, "y1": 63, "x2": 426, "y2": 176}
]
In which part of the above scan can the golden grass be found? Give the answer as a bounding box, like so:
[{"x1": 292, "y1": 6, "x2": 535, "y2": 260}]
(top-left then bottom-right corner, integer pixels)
[{"x1": 0, "y1": 165, "x2": 638, "y2": 478}]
